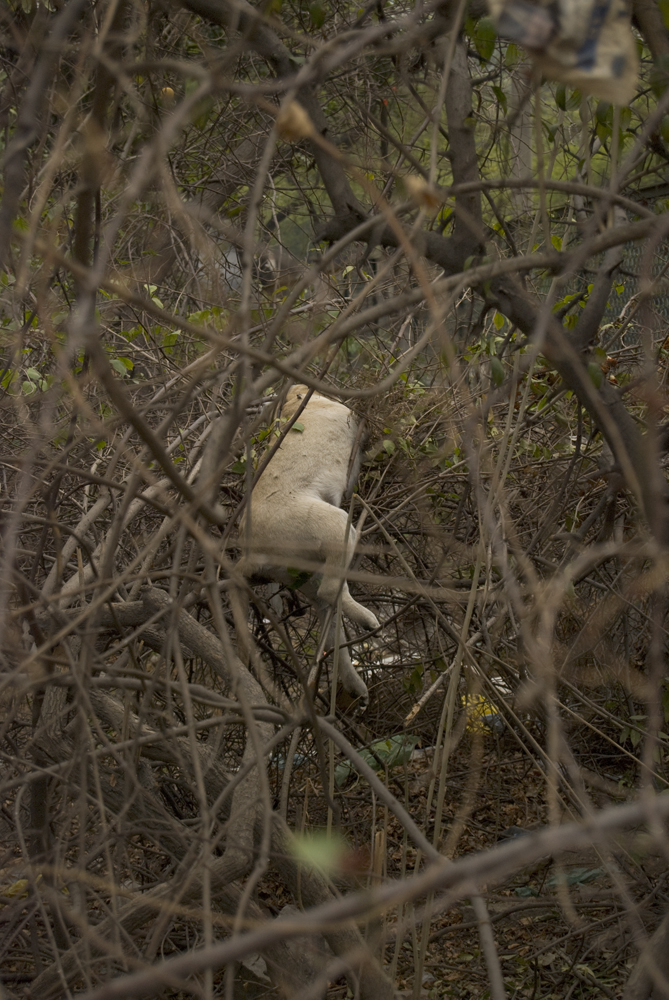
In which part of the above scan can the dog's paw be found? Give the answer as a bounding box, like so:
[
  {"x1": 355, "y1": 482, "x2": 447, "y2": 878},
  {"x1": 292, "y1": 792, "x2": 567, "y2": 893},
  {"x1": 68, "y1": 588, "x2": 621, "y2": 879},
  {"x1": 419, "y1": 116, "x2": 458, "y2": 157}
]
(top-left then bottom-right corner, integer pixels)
[
  {"x1": 336, "y1": 687, "x2": 369, "y2": 716},
  {"x1": 341, "y1": 596, "x2": 380, "y2": 632},
  {"x1": 361, "y1": 608, "x2": 380, "y2": 632},
  {"x1": 339, "y1": 666, "x2": 369, "y2": 714}
]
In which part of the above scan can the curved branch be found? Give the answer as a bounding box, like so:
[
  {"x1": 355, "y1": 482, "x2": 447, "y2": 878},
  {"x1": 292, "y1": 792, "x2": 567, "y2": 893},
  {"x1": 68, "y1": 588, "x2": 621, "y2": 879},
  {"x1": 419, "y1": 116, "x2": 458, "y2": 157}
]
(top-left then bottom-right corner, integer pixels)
[
  {"x1": 633, "y1": 0, "x2": 669, "y2": 61},
  {"x1": 623, "y1": 908, "x2": 669, "y2": 1000},
  {"x1": 75, "y1": 795, "x2": 669, "y2": 1000},
  {"x1": 0, "y1": 0, "x2": 89, "y2": 270}
]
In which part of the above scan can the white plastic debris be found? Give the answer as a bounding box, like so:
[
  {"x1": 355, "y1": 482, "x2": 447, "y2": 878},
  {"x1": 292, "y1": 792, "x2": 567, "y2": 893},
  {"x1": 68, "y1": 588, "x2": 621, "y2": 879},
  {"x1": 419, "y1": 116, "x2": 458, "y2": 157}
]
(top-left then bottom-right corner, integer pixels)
[
  {"x1": 487, "y1": 0, "x2": 639, "y2": 104},
  {"x1": 240, "y1": 954, "x2": 271, "y2": 983}
]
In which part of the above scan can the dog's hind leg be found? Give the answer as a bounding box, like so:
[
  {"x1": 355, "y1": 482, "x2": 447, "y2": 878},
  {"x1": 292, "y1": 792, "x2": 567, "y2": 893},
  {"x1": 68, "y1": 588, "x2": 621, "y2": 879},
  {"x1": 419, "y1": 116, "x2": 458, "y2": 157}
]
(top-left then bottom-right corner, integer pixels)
[
  {"x1": 333, "y1": 620, "x2": 370, "y2": 707},
  {"x1": 335, "y1": 583, "x2": 379, "y2": 632},
  {"x1": 309, "y1": 601, "x2": 369, "y2": 710},
  {"x1": 310, "y1": 505, "x2": 379, "y2": 632}
]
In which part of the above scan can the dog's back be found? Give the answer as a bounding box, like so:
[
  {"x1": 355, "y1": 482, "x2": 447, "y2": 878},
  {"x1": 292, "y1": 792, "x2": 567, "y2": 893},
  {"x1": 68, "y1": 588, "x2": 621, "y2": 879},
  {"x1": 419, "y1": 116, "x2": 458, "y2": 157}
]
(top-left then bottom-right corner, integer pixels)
[
  {"x1": 239, "y1": 385, "x2": 377, "y2": 628},
  {"x1": 253, "y1": 387, "x2": 359, "y2": 508},
  {"x1": 237, "y1": 384, "x2": 379, "y2": 708}
]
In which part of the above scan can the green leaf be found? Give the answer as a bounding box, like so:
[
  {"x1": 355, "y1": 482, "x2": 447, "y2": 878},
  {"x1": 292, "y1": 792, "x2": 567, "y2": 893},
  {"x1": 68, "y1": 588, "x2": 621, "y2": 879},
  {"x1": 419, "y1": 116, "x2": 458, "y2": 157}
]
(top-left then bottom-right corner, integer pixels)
[
  {"x1": 595, "y1": 100, "x2": 612, "y2": 124},
  {"x1": 382, "y1": 439, "x2": 395, "y2": 454},
  {"x1": 492, "y1": 85, "x2": 507, "y2": 115},
  {"x1": 490, "y1": 356, "x2": 505, "y2": 386},
  {"x1": 193, "y1": 97, "x2": 214, "y2": 130},
  {"x1": 286, "y1": 567, "x2": 312, "y2": 589},
  {"x1": 189, "y1": 310, "x2": 209, "y2": 324},
  {"x1": 504, "y1": 42, "x2": 519, "y2": 67},
  {"x1": 546, "y1": 867, "x2": 604, "y2": 887},
  {"x1": 110, "y1": 358, "x2": 129, "y2": 376},
  {"x1": 291, "y1": 421, "x2": 304, "y2": 433},
  {"x1": 334, "y1": 734, "x2": 420, "y2": 787},
  {"x1": 661, "y1": 116, "x2": 669, "y2": 143},
  {"x1": 543, "y1": 121, "x2": 558, "y2": 143},
  {"x1": 566, "y1": 88, "x2": 581, "y2": 110},
  {"x1": 587, "y1": 362, "x2": 602, "y2": 388},
  {"x1": 374, "y1": 733, "x2": 419, "y2": 767},
  {"x1": 555, "y1": 83, "x2": 566, "y2": 111},
  {"x1": 473, "y1": 17, "x2": 496, "y2": 61},
  {"x1": 290, "y1": 831, "x2": 347, "y2": 875},
  {"x1": 403, "y1": 663, "x2": 424, "y2": 695},
  {"x1": 309, "y1": 1, "x2": 325, "y2": 28},
  {"x1": 660, "y1": 0, "x2": 669, "y2": 29},
  {"x1": 651, "y1": 56, "x2": 669, "y2": 98},
  {"x1": 493, "y1": 311, "x2": 505, "y2": 330},
  {"x1": 596, "y1": 121, "x2": 611, "y2": 143}
]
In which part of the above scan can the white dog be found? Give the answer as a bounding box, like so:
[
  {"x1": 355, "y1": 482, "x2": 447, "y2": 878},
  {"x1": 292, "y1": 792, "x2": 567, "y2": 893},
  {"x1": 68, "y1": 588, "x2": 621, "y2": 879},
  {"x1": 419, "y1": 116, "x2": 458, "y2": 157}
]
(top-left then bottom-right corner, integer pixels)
[{"x1": 238, "y1": 385, "x2": 379, "y2": 707}]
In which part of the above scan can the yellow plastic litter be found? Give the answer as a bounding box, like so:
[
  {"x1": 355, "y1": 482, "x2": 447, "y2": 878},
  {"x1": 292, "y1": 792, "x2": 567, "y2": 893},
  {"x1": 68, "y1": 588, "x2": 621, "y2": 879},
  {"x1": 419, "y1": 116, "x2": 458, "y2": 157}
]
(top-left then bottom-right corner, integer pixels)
[
  {"x1": 462, "y1": 693, "x2": 502, "y2": 735},
  {"x1": 0, "y1": 877, "x2": 32, "y2": 903},
  {"x1": 0, "y1": 874, "x2": 48, "y2": 904}
]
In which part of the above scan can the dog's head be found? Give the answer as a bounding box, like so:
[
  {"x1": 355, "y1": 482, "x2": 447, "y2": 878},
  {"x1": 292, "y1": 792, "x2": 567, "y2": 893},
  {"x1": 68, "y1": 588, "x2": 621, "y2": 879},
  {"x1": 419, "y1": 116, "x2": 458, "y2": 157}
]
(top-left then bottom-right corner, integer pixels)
[
  {"x1": 281, "y1": 384, "x2": 333, "y2": 421},
  {"x1": 282, "y1": 385, "x2": 310, "y2": 419}
]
